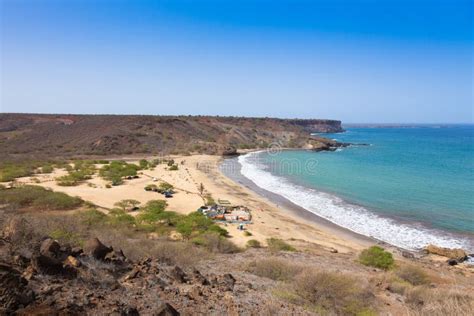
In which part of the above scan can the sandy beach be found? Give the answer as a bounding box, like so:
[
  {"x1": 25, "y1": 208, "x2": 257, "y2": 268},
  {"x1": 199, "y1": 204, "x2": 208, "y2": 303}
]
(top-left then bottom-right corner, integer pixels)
[{"x1": 7, "y1": 154, "x2": 375, "y2": 252}]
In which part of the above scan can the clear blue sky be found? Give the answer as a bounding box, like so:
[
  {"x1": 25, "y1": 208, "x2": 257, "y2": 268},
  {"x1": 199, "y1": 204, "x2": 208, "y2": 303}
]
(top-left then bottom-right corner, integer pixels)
[{"x1": 1, "y1": 0, "x2": 473, "y2": 123}]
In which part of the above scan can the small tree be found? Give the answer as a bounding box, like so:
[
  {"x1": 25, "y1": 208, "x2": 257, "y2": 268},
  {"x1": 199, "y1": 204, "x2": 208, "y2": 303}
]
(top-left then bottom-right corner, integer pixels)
[{"x1": 114, "y1": 199, "x2": 141, "y2": 212}]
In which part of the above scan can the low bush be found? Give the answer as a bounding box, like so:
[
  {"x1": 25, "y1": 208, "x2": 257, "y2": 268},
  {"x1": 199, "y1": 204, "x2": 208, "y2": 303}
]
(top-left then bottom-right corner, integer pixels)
[
  {"x1": 246, "y1": 258, "x2": 300, "y2": 281},
  {"x1": 359, "y1": 246, "x2": 394, "y2": 270},
  {"x1": 267, "y1": 238, "x2": 296, "y2": 252},
  {"x1": 108, "y1": 208, "x2": 136, "y2": 226},
  {"x1": 0, "y1": 185, "x2": 83, "y2": 210},
  {"x1": 191, "y1": 232, "x2": 240, "y2": 254},
  {"x1": 0, "y1": 161, "x2": 40, "y2": 182},
  {"x1": 287, "y1": 269, "x2": 375, "y2": 315},
  {"x1": 80, "y1": 209, "x2": 108, "y2": 226},
  {"x1": 246, "y1": 239, "x2": 261, "y2": 248},
  {"x1": 40, "y1": 165, "x2": 54, "y2": 174},
  {"x1": 396, "y1": 264, "x2": 430, "y2": 286},
  {"x1": 145, "y1": 184, "x2": 158, "y2": 191},
  {"x1": 159, "y1": 181, "x2": 174, "y2": 191},
  {"x1": 99, "y1": 161, "x2": 140, "y2": 186},
  {"x1": 243, "y1": 230, "x2": 252, "y2": 236},
  {"x1": 169, "y1": 164, "x2": 179, "y2": 171}
]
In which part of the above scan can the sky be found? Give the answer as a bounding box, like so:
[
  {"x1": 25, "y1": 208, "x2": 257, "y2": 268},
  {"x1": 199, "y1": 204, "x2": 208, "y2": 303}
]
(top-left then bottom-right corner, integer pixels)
[{"x1": 0, "y1": 0, "x2": 473, "y2": 123}]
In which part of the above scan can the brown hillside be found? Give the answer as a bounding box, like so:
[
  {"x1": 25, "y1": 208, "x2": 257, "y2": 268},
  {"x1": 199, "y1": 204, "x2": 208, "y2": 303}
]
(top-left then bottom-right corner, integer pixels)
[{"x1": 0, "y1": 114, "x2": 343, "y2": 158}]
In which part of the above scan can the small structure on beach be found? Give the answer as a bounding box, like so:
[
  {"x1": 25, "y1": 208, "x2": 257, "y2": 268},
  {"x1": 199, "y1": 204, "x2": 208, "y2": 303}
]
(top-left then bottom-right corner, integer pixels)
[{"x1": 198, "y1": 204, "x2": 251, "y2": 223}]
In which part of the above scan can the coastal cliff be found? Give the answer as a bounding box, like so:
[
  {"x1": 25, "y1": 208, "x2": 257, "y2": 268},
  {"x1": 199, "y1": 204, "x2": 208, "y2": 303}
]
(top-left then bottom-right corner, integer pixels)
[
  {"x1": 288, "y1": 119, "x2": 344, "y2": 133},
  {"x1": 0, "y1": 114, "x2": 344, "y2": 158}
]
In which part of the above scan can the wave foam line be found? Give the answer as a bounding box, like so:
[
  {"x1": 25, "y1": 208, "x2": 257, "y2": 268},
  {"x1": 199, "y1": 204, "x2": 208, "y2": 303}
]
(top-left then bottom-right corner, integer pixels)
[{"x1": 239, "y1": 152, "x2": 470, "y2": 251}]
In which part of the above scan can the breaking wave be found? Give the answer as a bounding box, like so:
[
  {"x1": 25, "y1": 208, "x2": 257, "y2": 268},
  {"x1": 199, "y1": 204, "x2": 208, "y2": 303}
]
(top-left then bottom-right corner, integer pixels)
[{"x1": 239, "y1": 151, "x2": 471, "y2": 251}]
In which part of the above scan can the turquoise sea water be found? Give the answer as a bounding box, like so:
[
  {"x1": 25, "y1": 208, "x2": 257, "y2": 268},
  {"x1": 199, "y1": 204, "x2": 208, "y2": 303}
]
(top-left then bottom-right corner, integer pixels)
[{"x1": 239, "y1": 126, "x2": 474, "y2": 251}]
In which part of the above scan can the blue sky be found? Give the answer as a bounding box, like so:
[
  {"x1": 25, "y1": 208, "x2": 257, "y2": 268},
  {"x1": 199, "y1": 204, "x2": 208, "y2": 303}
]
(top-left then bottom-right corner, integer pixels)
[{"x1": 1, "y1": 0, "x2": 472, "y2": 123}]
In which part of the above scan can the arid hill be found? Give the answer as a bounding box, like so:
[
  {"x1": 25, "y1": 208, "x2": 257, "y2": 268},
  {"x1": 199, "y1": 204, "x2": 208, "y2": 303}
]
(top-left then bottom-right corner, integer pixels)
[{"x1": 0, "y1": 114, "x2": 343, "y2": 158}]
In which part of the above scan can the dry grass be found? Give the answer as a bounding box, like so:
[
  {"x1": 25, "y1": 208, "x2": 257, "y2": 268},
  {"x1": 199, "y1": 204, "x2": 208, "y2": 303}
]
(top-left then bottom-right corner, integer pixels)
[
  {"x1": 246, "y1": 257, "x2": 301, "y2": 281},
  {"x1": 275, "y1": 268, "x2": 375, "y2": 315},
  {"x1": 406, "y1": 287, "x2": 474, "y2": 316},
  {"x1": 266, "y1": 238, "x2": 296, "y2": 252},
  {"x1": 395, "y1": 264, "x2": 430, "y2": 286}
]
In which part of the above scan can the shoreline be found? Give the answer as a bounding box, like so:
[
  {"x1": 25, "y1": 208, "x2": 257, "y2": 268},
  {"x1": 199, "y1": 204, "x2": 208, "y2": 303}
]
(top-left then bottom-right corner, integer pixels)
[
  {"x1": 220, "y1": 151, "x2": 474, "y2": 256},
  {"x1": 219, "y1": 156, "x2": 383, "y2": 248}
]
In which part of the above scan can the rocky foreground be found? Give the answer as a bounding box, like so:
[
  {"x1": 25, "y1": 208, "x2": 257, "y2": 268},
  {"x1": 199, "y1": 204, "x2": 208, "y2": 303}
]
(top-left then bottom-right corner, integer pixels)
[{"x1": 1, "y1": 231, "x2": 314, "y2": 315}]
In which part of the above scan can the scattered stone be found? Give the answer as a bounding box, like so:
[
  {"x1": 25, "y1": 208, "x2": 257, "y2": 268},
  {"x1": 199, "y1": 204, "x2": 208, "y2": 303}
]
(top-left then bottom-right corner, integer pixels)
[
  {"x1": 64, "y1": 255, "x2": 81, "y2": 268},
  {"x1": 84, "y1": 238, "x2": 112, "y2": 260},
  {"x1": 402, "y1": 251, "x2": 415, "y2": 259},
  {"x1": 121, "y1": 306, "x2": 140, "y2": 316},
  {"x1": 329, "y1": 248, "x2": 338, "y2": 253},
  {"x1": 447, "y1": 259, "x2": 458, "y2": 266},
  {"x1": 124, "y1": 267, "x2": 141, "y2": 281}
]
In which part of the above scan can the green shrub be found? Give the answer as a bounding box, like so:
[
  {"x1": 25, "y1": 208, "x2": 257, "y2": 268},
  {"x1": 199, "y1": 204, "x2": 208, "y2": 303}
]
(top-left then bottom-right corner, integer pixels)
[
  {"x1": 139, "y1": 159, "x2": 149, "y2": 169},
  {"x1": 40, "y1": 165, "x2": 54, "y2": 174},
  {"x1": 136, "y1": 200, "x2": 179, "y2": 226},
  {"x1": 246, "y1": 239, "x2": 261, "y2": 248},
  {"x1": 359, "y1": 246, "x2": 394, "y2": 270},
  {"x1": 108, "y1": 208, "x2": 136, "y2": 226},
  {"x1": 0, "y1": 185, "x2": 83, "y2": 210},
  {"x1": 80, "y1": 209, "x2": 108, "y2": 226},
  {"x1": 243, "y1": 230, "x2": 252, "y2": 236},
  {"x1": 145, "y1": 184, "x2": 158, "y2": 191},
  {"x1": 99, "y1": 161, "x2": 139, "y2": 185},
  {"x1": 395, "y1": 264, "x2": 430, "y2": 286},
  {"x1": 169, "y1": 164, "x2": 179, "y2": 171},
  {"x1": 176, "y1": 212, "x2": 228, "y2": 239},
  {"x1": 0, "y1": 162, "x2": 37, "y2": 182},
  {"x1": 191, "y1": 232, "x2": 240, "y2": 253},
  {"x1": 267, "y1": 238, "x2": 296, "y2": 252},
  {"x1": 105, "y1": 184, "x2": 112, "y2": 188},
  {"x1": 49, "y1": 228, "x2": 83, "y2": 246},
  {"x1": 159, "y1": 182, "x2": 174, "y2": 191}
]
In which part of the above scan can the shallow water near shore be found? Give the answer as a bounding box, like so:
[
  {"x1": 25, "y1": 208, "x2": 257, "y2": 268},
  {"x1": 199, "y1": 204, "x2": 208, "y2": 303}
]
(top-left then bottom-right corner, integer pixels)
[{"x1": 236, "y1": 126, "x2": 474, "y2": 252}]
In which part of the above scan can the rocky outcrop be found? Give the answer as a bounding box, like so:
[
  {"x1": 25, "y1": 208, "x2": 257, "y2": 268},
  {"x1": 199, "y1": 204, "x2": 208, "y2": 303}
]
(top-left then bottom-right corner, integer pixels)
[{"x1": 425, "y1": 244, "x2": 468, "y2": 262}]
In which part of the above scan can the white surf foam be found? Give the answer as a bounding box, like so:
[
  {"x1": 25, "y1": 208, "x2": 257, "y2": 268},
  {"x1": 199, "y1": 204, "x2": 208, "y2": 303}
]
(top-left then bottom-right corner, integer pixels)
[{"x1": 239, "y1": 151, "x2": 470, "y2": 251}]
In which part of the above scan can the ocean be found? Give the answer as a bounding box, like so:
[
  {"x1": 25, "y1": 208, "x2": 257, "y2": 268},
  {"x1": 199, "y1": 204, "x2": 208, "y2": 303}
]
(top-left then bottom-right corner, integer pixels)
[{"x1": 237, "y1": 125, "x2": 474, "y2": 252}]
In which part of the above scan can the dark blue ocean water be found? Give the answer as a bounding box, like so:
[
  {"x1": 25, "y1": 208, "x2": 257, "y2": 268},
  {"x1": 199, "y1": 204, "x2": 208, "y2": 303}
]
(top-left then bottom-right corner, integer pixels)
[{"x1": 239, "y1": 126, "x2": 474, "y2": 250}]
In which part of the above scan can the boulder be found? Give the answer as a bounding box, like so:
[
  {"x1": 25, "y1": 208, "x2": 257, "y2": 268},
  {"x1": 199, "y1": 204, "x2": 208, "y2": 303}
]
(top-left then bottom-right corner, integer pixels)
[
  {"x1": 84, "y1": 238, "x2": 112, "y2": 260},
  {"x1": 40, "y1": 238, "x2": 60, "y2": 257},
  {"x1": 170, "y1": 266, "x2": 186, "y2": 283},
  {"x1": 31, "y1": 254, "x2": 77, "y2": 278},
  {"x1": 220, "y1": 273, "x2": 236, "y2": 291},
  {"x1": 425, "y1": 244, "x2": 467, "y2": 262},
  {"x1": 154, "y1": 302, "x2": 180, "y2": 316},
  {"x1": 447, "y1": 259, "x2": 458, "y2": 266}
]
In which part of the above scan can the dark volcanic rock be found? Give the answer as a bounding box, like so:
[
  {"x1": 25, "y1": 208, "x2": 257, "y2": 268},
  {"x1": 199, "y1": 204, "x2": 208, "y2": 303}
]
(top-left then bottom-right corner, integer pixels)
[
  {"x1": 220, "y1": 273, "x2": 236, "y2": 291},
  {"x1": 154, "y1": 302, "x2": 180, "y2": 316},
  {"x1": 39, "y1": 238, "x2": 60, "y2": 257},
  {"x1": 84, "y1": 238, "x2": 112, "y2": 260},
  {"x1": 0, "y1": 263, "x2": 35, "y2": 313}
]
